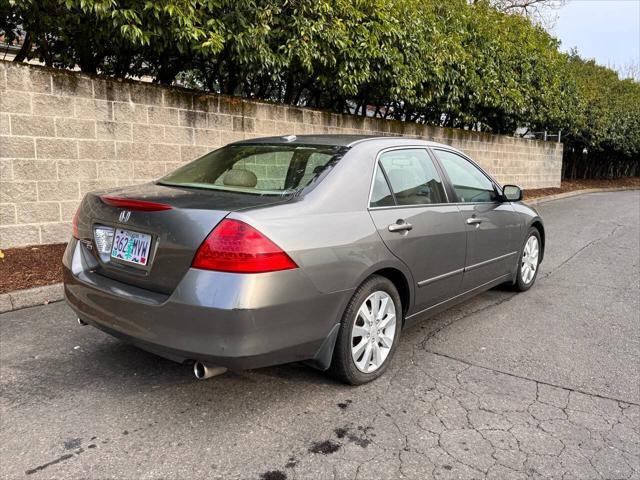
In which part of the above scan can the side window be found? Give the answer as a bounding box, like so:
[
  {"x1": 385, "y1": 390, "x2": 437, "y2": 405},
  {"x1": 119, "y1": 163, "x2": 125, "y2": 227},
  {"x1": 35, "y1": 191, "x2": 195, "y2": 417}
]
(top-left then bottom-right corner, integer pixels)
[
  {"x1": 370, "y1": 167, "x2": 395, "y2": 207},
  {"x1": 434, "y1": 150, "x2": 498, "y2": 203},
  {"x1": 379, "y1": 149, "x2": 447, "y2": 206}
]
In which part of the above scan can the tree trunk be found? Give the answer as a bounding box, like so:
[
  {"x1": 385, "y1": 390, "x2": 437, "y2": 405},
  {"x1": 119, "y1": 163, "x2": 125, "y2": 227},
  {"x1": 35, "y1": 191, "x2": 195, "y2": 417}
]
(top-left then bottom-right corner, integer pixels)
[{"x1": 12, "y1": 31, "x2": 32, "y2": 62}]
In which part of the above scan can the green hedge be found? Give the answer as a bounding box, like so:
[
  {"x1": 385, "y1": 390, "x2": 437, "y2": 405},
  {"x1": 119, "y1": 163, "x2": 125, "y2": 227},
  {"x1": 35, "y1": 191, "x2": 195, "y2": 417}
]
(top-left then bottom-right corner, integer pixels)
[{"x1": 2, "y1": 0, "x2": 638, "y2": 178}]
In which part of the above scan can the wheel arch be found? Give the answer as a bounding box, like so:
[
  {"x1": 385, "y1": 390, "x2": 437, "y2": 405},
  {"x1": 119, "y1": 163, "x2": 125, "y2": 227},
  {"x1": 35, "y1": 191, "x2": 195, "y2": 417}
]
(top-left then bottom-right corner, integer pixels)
[
  {"x1": 350, "y1": 259, "x2": 415, "y2": 319},
  {"x1": 372, "y1": 267, "x2": 412, "y2": 318},
  {"x1": 530, "y1": 218, "x2": 545, "y2": 263}
]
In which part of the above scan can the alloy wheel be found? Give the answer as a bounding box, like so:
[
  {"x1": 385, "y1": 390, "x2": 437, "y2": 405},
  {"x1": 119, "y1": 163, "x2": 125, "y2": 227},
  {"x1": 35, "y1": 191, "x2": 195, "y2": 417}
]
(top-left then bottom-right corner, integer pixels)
[
  {"x1": 521, "y1": 235, "x2": 539, "y2": 284},
  {"x1": 351, "y1": 291, "x2": 397, "y2": 373}
]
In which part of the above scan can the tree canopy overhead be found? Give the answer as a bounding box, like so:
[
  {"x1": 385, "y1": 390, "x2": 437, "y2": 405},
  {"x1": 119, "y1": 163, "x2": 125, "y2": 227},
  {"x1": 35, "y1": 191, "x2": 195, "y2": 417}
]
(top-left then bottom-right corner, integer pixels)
[{"x1": 1, "y1": 0, "x2": 638, "y2": 178}]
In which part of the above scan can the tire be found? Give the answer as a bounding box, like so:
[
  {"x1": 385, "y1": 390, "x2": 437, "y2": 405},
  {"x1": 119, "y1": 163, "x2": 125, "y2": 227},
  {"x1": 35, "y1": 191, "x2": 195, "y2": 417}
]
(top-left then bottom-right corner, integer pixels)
[
  {"x1": 514, "y1": 227, "x2": 542, "y2": 292},
  {"x1": 328, "y1": 275, "x2": 402, "y2": 385}
]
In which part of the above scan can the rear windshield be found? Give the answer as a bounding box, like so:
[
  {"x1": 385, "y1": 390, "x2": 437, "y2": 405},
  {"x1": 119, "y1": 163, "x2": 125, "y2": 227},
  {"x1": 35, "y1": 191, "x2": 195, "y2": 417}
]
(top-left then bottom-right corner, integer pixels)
[{"x1": 159, "y1": 144, "x2": 348, "y2": 196}]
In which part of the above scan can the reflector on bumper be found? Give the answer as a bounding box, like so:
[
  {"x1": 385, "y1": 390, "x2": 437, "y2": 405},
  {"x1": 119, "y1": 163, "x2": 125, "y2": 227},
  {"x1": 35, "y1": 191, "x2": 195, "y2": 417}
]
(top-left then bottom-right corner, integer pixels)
[{"x1": 94, "y1": 226, "x2": 114, "y2": 254}]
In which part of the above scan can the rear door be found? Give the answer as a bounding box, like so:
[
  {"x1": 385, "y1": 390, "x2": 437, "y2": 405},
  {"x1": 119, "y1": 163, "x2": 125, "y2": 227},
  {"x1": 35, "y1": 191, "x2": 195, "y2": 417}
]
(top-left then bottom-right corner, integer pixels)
[
  {"x1": 432, "y1": 148, "x2": 521, "y2": 291},
  {"x1": 368, "y1": 148, "x2": 467, "y2": 313}
]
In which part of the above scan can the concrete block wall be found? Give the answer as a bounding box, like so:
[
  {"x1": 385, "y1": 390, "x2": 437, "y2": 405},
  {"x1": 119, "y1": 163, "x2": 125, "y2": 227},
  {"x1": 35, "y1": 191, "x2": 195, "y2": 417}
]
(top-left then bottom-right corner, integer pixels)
[{"x1": 0, "y1": 61, "x2": 562, "y2": 248}]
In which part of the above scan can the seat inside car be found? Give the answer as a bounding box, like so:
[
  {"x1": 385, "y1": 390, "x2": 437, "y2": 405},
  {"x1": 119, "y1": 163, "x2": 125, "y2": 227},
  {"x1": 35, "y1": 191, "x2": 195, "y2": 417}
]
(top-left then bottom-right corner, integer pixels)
[
  {"x1": 222, "y1": 169, "x2": 258, "y2": 188},
  {"x1": 386, "y1": 168, "x2": 432, "y2": 204}
]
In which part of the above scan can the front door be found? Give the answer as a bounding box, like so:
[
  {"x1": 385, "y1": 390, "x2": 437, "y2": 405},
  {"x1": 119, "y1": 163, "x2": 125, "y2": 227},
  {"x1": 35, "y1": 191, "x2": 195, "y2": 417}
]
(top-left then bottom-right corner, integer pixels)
[
  {"x1": 432, "y1": 149, "x2": 521, "y2": 291},
  {"x1": 368, "y1": 148, "x2": 467, "y2": 313}
]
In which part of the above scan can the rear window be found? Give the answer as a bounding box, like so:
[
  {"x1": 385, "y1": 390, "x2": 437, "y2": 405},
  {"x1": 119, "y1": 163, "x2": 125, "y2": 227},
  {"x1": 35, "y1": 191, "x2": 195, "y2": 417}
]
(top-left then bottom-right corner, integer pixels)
[{"x1": 159, "y1": 144, "x2": 347, "y2": 195}]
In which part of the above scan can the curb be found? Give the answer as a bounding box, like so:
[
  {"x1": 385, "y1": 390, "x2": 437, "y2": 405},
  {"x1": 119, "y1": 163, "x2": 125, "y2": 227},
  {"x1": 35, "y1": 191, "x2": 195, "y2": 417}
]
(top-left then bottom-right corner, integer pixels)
[
  {"x1": 0, "y1": 283, "x2": 64, "y2": 314},
  {"x1": 526, "y1": 186, "x2": 639, "y2": 205}
]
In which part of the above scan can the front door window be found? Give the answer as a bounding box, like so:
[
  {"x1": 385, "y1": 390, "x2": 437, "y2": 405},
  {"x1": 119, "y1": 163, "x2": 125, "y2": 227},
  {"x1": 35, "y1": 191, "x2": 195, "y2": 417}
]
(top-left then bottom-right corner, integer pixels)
[{"x1": 434, "y1": 150, "x2": 498, "y2": 203}]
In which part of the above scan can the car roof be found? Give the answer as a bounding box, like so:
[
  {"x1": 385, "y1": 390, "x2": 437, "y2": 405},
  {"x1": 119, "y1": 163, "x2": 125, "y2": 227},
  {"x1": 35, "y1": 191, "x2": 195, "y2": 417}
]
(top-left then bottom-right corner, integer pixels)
[{"x1": 234, "y1": 134, "x2": 447, "y2": 148}]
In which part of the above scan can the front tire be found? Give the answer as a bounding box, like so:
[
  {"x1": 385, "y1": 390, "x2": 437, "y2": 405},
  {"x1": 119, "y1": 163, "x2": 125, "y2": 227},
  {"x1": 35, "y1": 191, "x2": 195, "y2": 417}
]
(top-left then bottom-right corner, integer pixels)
[
  {"x1": 328, "y1": 275, "x2": 402, "y2": 385},
  {"x1": 514, "y1": 228, "x2": 541, "y2": 292}
]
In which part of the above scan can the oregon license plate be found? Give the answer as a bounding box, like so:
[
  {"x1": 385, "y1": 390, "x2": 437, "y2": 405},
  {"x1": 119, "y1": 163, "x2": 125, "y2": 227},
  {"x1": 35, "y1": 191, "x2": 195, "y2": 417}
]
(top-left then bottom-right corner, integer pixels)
[{"x1": 111, "y1": 228, "x2": 152, "y2": 266}]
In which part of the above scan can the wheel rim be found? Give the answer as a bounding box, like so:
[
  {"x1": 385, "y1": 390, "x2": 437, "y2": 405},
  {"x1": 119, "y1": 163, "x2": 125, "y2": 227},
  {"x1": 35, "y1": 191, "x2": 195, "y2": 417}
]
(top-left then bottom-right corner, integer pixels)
[
  {"x1": 351, "y1": 290, "x2": 397, "y2": 374},
  {"x1": 521, "y1": 235, "x2": 539, "y2": 284}
]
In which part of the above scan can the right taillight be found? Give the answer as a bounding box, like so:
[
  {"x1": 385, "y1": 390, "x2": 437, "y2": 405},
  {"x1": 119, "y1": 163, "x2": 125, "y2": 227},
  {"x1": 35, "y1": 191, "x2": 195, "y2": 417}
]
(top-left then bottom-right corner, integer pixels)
[{"x1": 192, "y1": 219, "x2": 298, "y2": 273}]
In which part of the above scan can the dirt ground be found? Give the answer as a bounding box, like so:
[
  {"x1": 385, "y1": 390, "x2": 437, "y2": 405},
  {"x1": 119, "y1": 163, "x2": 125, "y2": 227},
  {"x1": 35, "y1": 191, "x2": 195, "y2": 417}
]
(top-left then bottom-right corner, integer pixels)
[
  {"x1": 523, "y1": 177, "x2": 640, "y2": 199},
  {"x1": 1, "y1": 177, "x2": 638, "y2": 294},
  {"x1": 0, "y1": 243, "x2": 67, "y2": 294}
]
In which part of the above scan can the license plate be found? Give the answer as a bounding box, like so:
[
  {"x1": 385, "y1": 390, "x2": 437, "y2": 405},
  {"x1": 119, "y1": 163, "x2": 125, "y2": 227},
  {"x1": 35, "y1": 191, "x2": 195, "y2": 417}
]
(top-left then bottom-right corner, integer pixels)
[{"x1": 111, "y1": 228, "x2": 152, "y2": 266}]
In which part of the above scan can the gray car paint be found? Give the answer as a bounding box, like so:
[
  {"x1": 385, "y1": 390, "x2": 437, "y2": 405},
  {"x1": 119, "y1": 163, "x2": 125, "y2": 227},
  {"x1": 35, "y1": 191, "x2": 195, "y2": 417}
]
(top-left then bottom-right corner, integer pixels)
[{"x1": 63, "y1": 135, "x2": 544, "y2": 371}]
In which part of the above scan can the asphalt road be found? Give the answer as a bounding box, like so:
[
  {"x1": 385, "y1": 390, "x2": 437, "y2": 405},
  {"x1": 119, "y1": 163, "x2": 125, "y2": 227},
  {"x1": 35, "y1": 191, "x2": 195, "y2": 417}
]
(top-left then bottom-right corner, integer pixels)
[{"x1": 1, "y1": 190, "x2": 639, "y2": 480}]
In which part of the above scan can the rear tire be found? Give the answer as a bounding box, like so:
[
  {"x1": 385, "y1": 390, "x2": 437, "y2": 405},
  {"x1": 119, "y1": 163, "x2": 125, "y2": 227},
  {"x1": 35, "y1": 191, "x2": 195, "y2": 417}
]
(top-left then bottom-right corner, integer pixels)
[
  {"x1": 513, "y1": 227, "x2": 541, "y2": 292},
  {"x1": 328, "y1": 275, "x2": 402, "y2": 385}
]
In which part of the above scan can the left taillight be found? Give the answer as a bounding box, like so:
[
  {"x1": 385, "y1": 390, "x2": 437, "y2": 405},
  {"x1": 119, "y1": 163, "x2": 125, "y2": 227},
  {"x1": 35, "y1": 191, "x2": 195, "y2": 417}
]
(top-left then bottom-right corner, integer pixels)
[
  {"x1": 192, "y1": 219, "x2": 298, "y2": 274},
  {"x1": 72, "y1": 206, "x2": 80, "y2": 238}
]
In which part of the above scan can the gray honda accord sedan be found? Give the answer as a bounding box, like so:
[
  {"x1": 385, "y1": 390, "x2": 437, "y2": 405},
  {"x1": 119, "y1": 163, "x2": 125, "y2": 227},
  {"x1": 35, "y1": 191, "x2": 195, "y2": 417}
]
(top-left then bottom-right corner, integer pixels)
[{"x1": 63, "y1": 135, "x2": 544, "y2": 384}]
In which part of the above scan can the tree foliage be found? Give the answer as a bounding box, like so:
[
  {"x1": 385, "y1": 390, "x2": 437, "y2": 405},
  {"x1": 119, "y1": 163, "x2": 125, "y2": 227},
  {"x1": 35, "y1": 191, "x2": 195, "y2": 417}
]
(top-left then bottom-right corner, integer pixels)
[
  {"x1": 562, "y1": 55, "x2": 640, "y2": 178},
  {"x1": 1, "y1": 0, "x2": 637, "y2": 178}
]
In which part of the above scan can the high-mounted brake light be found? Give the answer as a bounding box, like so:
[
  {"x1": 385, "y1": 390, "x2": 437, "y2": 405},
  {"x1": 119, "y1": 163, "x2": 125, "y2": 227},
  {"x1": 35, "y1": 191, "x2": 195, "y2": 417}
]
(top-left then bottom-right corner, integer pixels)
[
  {"x1": 192, "y1": 219, "x2": 298, "y2": 273},
  {"x1": 100, "y1": 196, "x2": 173, "y2": 211}
]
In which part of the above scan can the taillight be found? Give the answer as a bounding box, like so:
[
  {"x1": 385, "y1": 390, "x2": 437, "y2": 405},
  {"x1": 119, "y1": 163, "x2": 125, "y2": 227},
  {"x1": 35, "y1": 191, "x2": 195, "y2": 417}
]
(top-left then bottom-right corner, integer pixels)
[
  {"x1": 100, "y1": 196, "x2": 172, "y2": 211},
  {"x1": 192, "y1": 219, "x2": 298, "y2": 273},
  {"x1": 72, "y1": 207, "x2": 80, "y2": 238}
]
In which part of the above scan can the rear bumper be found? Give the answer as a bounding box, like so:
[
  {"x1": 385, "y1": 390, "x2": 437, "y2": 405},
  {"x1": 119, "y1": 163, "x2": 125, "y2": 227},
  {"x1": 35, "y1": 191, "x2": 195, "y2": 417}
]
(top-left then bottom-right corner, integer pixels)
[{"x1": 63, "y1": 238, "x2": 351, "y2": 370}]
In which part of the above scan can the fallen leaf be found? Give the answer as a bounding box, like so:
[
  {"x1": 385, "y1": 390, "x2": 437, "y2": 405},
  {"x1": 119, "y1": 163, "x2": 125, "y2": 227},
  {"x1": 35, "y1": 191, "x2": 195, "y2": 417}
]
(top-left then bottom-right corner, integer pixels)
[{"x1": 0, "y1": 250, "x2": 4, "y2": 259}]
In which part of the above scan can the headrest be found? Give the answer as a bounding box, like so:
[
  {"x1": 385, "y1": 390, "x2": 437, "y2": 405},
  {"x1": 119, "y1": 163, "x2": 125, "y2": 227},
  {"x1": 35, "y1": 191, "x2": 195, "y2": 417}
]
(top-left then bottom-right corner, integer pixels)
[{"x1": 222, "y1": 169, "x2": 258, "y2": 188}]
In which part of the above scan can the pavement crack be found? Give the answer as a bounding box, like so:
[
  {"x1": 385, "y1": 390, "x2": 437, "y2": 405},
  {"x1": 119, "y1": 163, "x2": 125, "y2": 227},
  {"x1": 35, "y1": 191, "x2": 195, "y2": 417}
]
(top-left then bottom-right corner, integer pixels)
[
  {"x1": 418, "y1": 293, "x2": 517, "y2": 350},
  {"x1": 423, "y1": 349, "x2": 640, "y2": 407},
  {"x1": 542, "y1": 223, "x2": 625, "y2": 279},
  {"x1": 25, "y1": 449, "x2": 82, "y2": 475}
]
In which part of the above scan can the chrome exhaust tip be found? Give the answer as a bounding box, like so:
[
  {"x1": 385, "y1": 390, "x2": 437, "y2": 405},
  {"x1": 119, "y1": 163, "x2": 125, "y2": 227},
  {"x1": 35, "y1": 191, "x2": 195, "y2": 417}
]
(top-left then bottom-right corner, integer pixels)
[
  {"x1": 193, "y1": 362, "x2": 227, "y2": 380},
  {"x1": 77, "y1": 318, "x2": 88, "y2": 326}
]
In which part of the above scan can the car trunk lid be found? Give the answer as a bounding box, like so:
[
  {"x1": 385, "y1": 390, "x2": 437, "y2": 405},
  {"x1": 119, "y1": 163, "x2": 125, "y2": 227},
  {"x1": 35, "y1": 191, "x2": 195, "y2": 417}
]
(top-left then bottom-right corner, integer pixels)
[{"x1": 75, "y1": 182, "x2": 287, "y2": 294}]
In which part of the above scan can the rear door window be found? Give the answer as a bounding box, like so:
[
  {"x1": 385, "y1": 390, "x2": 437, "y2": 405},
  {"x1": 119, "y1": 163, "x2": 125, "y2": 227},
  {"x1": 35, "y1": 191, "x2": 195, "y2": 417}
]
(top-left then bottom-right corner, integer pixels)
[
  {"x1": 378, "y1": 149, "x2": 447, "y2": 205},
  {"x1": 370, "y1": 167, "x2": 395, "y2": 207}
]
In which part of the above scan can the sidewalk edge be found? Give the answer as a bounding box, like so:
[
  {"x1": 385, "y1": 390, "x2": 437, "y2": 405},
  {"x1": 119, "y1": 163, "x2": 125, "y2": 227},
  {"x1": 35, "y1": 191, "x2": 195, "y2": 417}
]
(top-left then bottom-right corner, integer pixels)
[
  {"x1": 526, "y1": 186, "x2": 639, "y2": 205},
  {"x1": 0, "y1": 283, "x2": 64, "y2": 314}
]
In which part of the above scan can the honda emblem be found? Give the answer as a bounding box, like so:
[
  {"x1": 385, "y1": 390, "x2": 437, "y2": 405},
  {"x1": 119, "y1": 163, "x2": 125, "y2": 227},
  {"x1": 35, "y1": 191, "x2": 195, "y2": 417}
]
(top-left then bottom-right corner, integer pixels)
[{"x1": 118, "y1": 210, "x2": 131, "y2": 223}]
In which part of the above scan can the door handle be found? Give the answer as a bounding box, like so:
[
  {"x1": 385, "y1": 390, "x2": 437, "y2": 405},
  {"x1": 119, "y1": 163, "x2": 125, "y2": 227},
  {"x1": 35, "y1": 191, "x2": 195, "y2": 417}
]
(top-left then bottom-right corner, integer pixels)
[
  {"x1": 388, "y1": 221, "x2": 413, "y2": 233},
  {"x1": 466, "y1": 217, "x2": 483, "y2": 225}
]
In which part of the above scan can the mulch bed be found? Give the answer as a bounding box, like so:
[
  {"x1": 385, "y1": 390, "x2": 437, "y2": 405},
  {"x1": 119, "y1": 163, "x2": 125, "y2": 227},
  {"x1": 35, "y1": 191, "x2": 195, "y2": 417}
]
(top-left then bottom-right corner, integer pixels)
[
  {"x1": 524, "y1": 177, "x2": 640, "y2": 200},
  {"x1": 0, "y1": 243, "x2": 67, "y2": 294},
  {"x1": 0, "y1": 177, "x2": 638, "y2": 294}
]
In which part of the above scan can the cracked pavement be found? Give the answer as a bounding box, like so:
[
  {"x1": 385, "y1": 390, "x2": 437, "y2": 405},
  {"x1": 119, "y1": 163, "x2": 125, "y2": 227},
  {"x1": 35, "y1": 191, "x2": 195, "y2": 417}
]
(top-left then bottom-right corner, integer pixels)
[{"x1": 1, "y1": 190, "x2": 639, "y2": 479}]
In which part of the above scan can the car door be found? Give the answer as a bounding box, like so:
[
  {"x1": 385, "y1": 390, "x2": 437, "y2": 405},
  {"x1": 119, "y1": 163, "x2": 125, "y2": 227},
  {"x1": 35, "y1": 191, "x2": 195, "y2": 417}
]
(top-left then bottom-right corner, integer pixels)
[
  {"x1": 368, "y1": 148, "x2": 467, "y2": 313},
  {"x1": 432, "y1": 148, "x2": 521, "y2": 291}
]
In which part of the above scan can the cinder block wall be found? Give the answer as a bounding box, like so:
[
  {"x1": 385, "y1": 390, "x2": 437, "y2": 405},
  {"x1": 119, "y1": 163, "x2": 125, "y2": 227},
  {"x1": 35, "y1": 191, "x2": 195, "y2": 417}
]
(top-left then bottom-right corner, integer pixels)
[{"x1": 0, "y1": 61, "x2": 562, "y2": 248}]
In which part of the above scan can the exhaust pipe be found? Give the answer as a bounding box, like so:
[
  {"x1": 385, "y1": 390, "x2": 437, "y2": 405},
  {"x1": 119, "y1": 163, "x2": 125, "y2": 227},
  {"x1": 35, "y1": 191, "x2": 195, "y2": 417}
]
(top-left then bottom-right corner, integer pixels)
[
  {"x1": 193, "y1": 361, "x2": 227, "y2": 380},
  {"x1": 77, "y1": 318, "x2": 88, "y2": 326}
]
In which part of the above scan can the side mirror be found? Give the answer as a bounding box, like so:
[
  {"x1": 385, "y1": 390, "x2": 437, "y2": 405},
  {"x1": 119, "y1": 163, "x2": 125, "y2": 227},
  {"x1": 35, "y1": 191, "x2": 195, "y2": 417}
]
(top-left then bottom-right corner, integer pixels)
[{"x1": 502, "y1": 184, "x2": 523, "y2": 202}]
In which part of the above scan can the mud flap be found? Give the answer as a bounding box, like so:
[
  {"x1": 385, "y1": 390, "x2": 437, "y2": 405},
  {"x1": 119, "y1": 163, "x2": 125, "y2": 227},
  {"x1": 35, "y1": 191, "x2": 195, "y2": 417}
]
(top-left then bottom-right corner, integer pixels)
[{"x1": 305, "y1": 323, "x2": 341, "y2": 371}]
